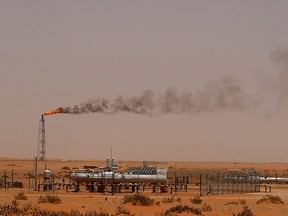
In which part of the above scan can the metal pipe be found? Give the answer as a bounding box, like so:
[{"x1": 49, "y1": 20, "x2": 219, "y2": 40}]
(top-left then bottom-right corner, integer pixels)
[
  {"x1": 260, "y1": 176, "x2": 288, "y2": 183},
  {"x1": 70, "y1": 170, "x2": 168, "y2": 185}
]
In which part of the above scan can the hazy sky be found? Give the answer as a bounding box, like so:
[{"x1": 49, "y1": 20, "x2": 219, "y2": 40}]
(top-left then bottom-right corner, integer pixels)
[{"x1": 1, "y1": 1, "x2": 288, "y2": 162}]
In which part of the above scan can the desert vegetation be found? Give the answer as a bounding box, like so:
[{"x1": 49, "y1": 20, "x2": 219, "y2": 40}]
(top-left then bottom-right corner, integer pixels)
[
  {"x1": 190, "y1": 196, "x2": 202, "y2": 204},
  {"x1": 14, "y1": 192, "x2": 28, "y2": 200},
  {"x1": 233, "y1": 205, "x2": 254, "y2": 216},
  {"x1": 256, "y1": 194, "x2": 284, "y2": 204},
  {"x1": 115, "y1": 205, "x2": 135, "y2": 216},
  {"x1": 225, "y1": 199, "x2": 247, "y2": 206},
  {"x1": 225, "y1": 201, "x2": 239, "y2": 205},
  {"x1": 164, "y1": 204, "x2": 202, "y2": 215},
  {"x1": 0, "y1": 159, "x2": 288, "y2": 215},
  {"x1": 38, "y1": 194, "x2": 62, "y2": 204},
  {"x1": 122, "y1": 194, "x2": 155, "y2": 206},
  {"x1": 201, "y1": 203, "x2": 212, "y2": 212},
  {"x1": 162, "y1": 196, "x2": 181, "y2": 204},
  {"x1": 0, "y1": 200, "x2": 110, "y2": 216}
]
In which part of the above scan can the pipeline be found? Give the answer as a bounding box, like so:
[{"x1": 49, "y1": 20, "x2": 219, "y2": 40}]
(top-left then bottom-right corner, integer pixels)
[
  {"x1": 249, "y1": 168, "x2": 288, "y2": 184},
  {"x1": 259, "y1": 176, "x2": 288, "y2": 184},
  {"x1": 70, "y1": 168, "x2": 168, "y2": 185}
]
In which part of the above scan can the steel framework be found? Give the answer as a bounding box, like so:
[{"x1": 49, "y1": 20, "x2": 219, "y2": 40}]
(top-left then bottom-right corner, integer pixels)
[
  {"x1": 37, "y1": 115, "x2": 46, "y2": 161},
  {"x1": 199, "y1": 170, "x2": 260, "y2": 196}
]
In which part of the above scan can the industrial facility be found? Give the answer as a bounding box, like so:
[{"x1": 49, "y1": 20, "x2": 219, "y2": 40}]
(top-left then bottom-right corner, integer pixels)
[
  {"x1": 31, "y1": 111, "x2": 286, "y2": 196},
  {"x1": 35, "y1": 114, "x2": 171, "y2": 194},
  {"x1": 70, "y1": 158, "x2": 169, "y2": 194}
]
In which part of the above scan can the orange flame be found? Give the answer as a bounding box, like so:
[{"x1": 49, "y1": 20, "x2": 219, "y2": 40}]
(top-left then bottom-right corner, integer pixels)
[{"x1": 43, "y1": 107, "x2": 64, "y2": 115}]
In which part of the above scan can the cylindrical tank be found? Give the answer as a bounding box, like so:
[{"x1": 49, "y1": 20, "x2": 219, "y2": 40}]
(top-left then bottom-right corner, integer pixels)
[
  {"x1": 43, "y1": 169, "x2": 52, "y2": 191},
  {"x1": 43, "y1": 169, "x2": 52, "y2": 184}
]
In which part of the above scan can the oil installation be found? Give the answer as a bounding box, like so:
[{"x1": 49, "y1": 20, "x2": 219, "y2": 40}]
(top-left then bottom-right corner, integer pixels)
[
  {"x1": 70, "y1": 159, "x2": 169, "y2": 193},
  {"x1": 38, "y1": 108, "x2": 169, "y2": 193}
]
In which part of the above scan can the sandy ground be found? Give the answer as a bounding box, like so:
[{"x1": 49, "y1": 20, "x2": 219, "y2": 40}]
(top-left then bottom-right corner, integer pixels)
[{"x1": 1, "y1": 158, "x2": 288, "y2": 215}]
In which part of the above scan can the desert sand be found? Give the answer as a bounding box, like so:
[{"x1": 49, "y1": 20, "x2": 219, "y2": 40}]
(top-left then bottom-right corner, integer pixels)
[{"x1": 1, "y1": 158, "x2": 288, "y2": 215}]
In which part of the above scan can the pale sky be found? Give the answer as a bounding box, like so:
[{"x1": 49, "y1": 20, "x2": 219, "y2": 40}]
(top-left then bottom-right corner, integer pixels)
[{"x1": 1, "y1": 1, "x2": 288, "y2": 162}]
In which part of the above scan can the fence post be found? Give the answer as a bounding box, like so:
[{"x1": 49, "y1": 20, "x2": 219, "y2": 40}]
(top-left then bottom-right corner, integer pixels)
[
  {"x1": 199, "y1": 173, "x2": 202, "y2": 196},
  {"x1": 4, "y1": 170, "x2": 7, "y2": 194},
  {"x1": 29, "y1": 172, "x2": 31, "y2": 194},
  {"x1": 11, "y1": 170, "x2": 14, "y2": 189}
]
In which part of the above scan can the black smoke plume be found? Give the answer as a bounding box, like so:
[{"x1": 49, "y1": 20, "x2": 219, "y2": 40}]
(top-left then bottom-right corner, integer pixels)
[{"x1": 62, "y1": 75, "x2": 246, "y2": 115}]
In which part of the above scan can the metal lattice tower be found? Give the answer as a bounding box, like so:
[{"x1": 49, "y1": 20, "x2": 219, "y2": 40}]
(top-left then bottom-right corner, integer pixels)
[{"x1": 37, "y1": 115, "x2": 46, "y2": 161}]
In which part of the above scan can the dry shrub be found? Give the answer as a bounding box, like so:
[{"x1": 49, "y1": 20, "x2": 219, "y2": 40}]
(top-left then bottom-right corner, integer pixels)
[
  {"x1": 38, "y1": 194, "x2": 62, "y2": 204},
  {"x1": 32, "y1": 208, "x2": 109, "y2": 216},
  {"x1": 15, "y1": 192, "x2": 28, "y2": 200},
  {"x1": 0, "y1": 200, "x2": 110, "y2": 216},
  {"x1": 122, "y1": 194, "x2": 155, "y2": 206},
  {"x1": 190, "y1": 196, "x2": 202, "y2": 204},
  {"x1": 115, "y1": 205, "x2": 135, "y2": 216},
  {"x1": 22, "y1": 202, "x2": 32, "y2": 212},
  {"x1": 256, "y1": 195, "x2": 284, "y2": 204},
  {"x1": 225, "y1": 201, "x2": 238, "y2": 205},
  {"x1": 85, "y1": 210, "x2": 109, "y2": 216},
  {"x1": 162, "y1": 196, "x2": 175, "y2": 203},
  {"x1": 239, "y1": 199, "x2": 247, "y2": 205},
  {"x1": 233, "y1": 205, "x2": 254, "y2": 216},
  {"x1": 175, "y1": 197, "x2": 181, "y2": 202},
  {"x1": 0, "y1": 199, "x2": 24, "y2": 215},
  {"x1": 201, "y1": 203, "x2": 212, "y2": 212},
  {"x1": 165, "y1": 205, "x2": 202, "y2": 215}
]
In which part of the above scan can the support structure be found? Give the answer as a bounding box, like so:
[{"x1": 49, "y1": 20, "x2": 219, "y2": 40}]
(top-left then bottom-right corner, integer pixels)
[
  {"x1": 34, "y1": 156, "x2": 38, "y2": 191},
  {"x1": 37, "y1": 115, "x2": 46, "y2": 161}
]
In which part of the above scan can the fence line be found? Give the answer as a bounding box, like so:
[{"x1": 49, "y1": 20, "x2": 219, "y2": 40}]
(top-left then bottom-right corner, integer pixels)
[{"x1": 199, "y1": 171, "x2": 260, "y2": 196}]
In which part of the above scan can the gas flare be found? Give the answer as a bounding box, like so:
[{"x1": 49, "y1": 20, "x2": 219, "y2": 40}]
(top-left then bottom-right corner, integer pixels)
[{"x1": 43, "y1": 107, "x2": 64, "y2": 115}]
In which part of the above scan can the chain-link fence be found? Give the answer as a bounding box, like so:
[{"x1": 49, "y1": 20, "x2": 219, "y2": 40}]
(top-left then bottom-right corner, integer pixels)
[{"x1": 199, "y1": 170, "x2": 260, "y2": 196}]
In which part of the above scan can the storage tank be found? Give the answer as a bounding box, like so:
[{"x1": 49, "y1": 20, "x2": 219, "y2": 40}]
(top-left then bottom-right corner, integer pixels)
[
  {"x1": 43, "y1": 169, "x2": 52, "y2": 190},
  {"x1": 44, "y1": 169, "x2": 51, "y2": 184}
]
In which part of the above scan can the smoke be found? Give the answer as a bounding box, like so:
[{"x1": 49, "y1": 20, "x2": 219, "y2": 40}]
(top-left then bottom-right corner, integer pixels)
[
  {"x1": 63, "y1": 75, "x2": 246, "y2": 115},
  {"x1": 270, "y1": 49, "x2": 288, "y2": 109},
  {"x1": 48, "y1": 50, "x2": 288, "y2": 117}
]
